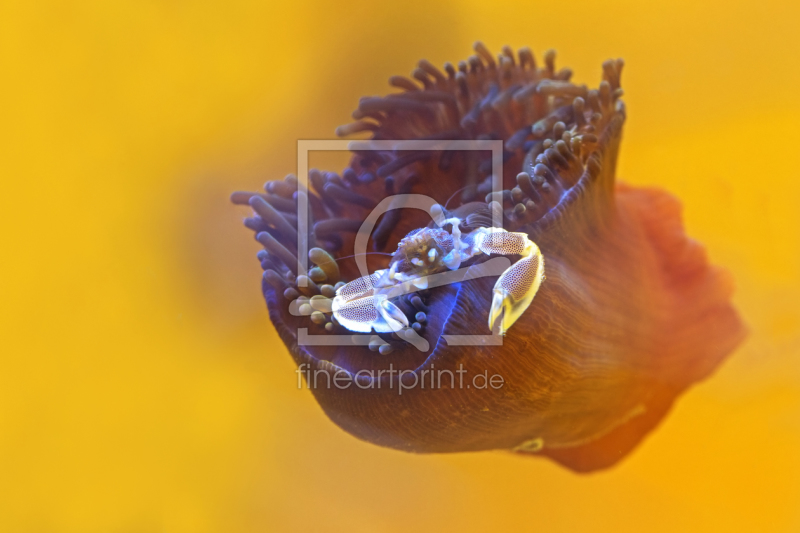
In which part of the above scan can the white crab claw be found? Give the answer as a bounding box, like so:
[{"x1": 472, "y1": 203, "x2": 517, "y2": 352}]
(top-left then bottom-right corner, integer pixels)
[
  {"x1": 487, "y1": 241, "x2": 545, "y2": 335},
  {"x1": 332, "y1": 296, "x2": 380, "y2": 333},
  {"x1": 377, "y1": 298, "x2": 409, "y2": 333},
  {"x1": 488, "y1": 290, "x2": 512, "y2": 335}
]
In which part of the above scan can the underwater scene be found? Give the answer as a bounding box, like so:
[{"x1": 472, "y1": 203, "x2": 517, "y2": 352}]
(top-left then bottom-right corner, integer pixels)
[{"x1": 2, "y1": 1, "x2": 799, "y2": 531}]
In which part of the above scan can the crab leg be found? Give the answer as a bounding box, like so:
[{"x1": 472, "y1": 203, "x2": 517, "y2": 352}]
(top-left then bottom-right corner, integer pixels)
[{"x1": 477, "y1": 230, "x2": 545, "y2": 335}]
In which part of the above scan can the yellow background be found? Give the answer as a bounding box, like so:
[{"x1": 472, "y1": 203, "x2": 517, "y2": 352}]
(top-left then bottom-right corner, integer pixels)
[{"x1": 2, "y1": 1, "x2": 799, "y2": 531}]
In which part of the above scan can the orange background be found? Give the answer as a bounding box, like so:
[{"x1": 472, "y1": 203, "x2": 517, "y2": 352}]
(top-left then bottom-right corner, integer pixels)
[{"x1": 2, "y1": 1, "x2": 799, "y2": 531}]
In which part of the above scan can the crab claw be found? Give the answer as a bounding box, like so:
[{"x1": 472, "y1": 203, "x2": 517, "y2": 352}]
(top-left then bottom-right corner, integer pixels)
[
  {"x1": 332, "y1": 291, "x2": 409, "y2": 334},
  {"x1": 376, "y1": 297, "x2": 409, "y2": 333},
  {"x1": 331, "y1": 294, "x2": 380, "y2": 333},
  {"x1": 486, "y1": 238, "x2": 545, "y2": 335}
]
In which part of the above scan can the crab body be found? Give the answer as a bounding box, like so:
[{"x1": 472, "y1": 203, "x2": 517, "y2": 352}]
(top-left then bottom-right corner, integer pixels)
[{"x1": 331, "y1": 210, "x2": 545, "y2": 336}]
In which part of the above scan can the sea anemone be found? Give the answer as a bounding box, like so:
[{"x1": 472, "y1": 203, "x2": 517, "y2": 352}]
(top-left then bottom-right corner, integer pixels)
[{"x1": 231, "y1": 42, "x2": 745, "y2": 472}]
